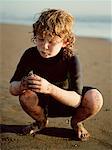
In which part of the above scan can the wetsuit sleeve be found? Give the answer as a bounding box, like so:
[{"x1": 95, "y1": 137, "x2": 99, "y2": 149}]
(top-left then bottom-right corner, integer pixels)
[
  {"x1": 68, "y1": 55, "x2": 83, "y2": 95},
  {"x1": 10, "y1": 49, "x2": 31, "y2": 82}
]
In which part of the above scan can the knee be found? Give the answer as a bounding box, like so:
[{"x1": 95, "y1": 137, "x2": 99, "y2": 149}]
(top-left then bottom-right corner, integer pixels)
[
  {"x1": 82, "y1": 89, "x2": 103, "y2": 115},
  {"x1": 19, "y1": 90, "x2": 39, "y2": 107}
]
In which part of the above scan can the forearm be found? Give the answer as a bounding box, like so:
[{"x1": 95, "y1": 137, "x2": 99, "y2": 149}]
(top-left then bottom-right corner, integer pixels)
[
  {"x1": 9, "y1": 81, "x2": 26, "y2": 96},
  {"x1": 49, "y1": 84, "x2": 81, "y2": 108}
]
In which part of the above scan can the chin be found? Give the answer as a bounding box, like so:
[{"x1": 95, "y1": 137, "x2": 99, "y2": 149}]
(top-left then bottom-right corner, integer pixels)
[{"x1": 40, "y1": 53, "x2": 50, "y2": 58}]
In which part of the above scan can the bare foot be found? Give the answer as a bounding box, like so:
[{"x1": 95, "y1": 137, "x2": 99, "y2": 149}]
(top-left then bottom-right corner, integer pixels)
[
  {"x1": 73, "y1": 123, "x2": 90, "y2": 141},
  {"x1": 22, "y1": 120, "x2": 49, "y2": 135}
]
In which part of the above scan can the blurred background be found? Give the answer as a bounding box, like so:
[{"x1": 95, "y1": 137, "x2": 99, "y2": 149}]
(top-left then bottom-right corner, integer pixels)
[
  {"x1": 0, "y1": 0, "x2": 111, "y2": 39},
  {"x1": 0, "y1": 1, "x2": 112, "y2": 149}
]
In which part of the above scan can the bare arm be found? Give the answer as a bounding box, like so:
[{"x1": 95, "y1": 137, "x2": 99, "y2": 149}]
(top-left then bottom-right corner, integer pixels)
[
  {"x1": 48, "y1": 83, "x2": 81, "y2": 108},
  {"x1": 10, "y1": 72, "x2": 81, "y2": 107},
  {"x1": 27, "y1": 75, "x2": 81, "y2": 108},
  {"x1": 9, "y1": 81, "x2": 23, "y2": 96},
  {"x1": 9, "y1": 76, "x2": 28, "y2": 96},
  {"x1": 9, "y1": 71, "x2": 34, "y2": 96}
]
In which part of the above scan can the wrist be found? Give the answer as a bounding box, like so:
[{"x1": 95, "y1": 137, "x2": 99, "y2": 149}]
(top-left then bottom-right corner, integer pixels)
[
  {"x1": 47, "y1": 83, "x2": 53, "y2": 94},
  {"x1": 19, "y1": 81, "x2": 27, "y2": 94},
  {"x1": 20, "y1": 76, "x2": 29, "y2": 93}
]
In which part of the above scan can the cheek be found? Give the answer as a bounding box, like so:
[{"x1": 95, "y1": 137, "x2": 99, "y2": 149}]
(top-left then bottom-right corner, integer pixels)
[
  {"x1": 54, "y1": 43, "x2": 63, "y2": 50},
  {"x1": 36, "y1": 42, "x2": 43, "y2": 48},
  {"x1": 51, "y1": 44, "x2": 63, "y2": 54}
]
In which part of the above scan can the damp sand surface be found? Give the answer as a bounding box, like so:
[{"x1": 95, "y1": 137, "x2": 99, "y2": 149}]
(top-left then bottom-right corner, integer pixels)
[{"x1": 0, "y1": 24, "x2": 112, "y2": 150}]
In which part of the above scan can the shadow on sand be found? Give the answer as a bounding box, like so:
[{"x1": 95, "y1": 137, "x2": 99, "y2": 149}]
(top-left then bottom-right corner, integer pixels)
[{"x1": 0, "y1": 124, "x2": 77, "y2": 140}]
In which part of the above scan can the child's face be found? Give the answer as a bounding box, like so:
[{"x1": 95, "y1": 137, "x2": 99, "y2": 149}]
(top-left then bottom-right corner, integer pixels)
[{"x1": 36, "y1": 35, "x2": 65, "y2": 58}]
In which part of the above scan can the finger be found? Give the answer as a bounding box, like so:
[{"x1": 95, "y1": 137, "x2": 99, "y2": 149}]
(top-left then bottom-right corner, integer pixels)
[
  {"x1": 28, "y1": 84, "x2": 41, "y2": 89},
  {"x1": 31, "y1": 88, "x2": 41, "y2": 93},
  {"x1": 27, "y1": 75, "x2": 41, "y2": 81},
  {"x1": 28, "y1": 81, "x2": 41, "y2": 86},
  {"x1": 28, "y1": 85, "x2": 42, "y2": 93},
  {"x1": 27, "y1": 75, "x2": 35, "y2": 80},
  {"x1": 34, "y1": 75, "x2": 41, "y2": 81}
]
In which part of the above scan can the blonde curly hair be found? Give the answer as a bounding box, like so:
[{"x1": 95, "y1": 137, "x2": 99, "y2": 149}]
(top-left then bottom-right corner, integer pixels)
[{"x1": 32, "y1": 9, "x2": 75, "y2": 58}]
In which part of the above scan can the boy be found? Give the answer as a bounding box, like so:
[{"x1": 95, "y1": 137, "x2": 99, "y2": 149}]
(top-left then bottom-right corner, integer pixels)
[{"x1": 9, "y1": 9, "x2": 103, "y2": 141}]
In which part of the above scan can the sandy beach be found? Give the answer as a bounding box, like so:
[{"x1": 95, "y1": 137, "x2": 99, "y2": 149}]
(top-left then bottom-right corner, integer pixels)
[{"x1": 0, "y1": 24, "x2": 112, "y2": 150}]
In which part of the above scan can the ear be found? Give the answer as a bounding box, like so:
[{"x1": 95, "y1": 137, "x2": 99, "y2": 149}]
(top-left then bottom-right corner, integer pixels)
[
  {"x1": 62, "y1": 35, "x2": 76, "y2": 48},
  {"x1": 62, "y1": 40, "x2": 69, "y2": 48}
]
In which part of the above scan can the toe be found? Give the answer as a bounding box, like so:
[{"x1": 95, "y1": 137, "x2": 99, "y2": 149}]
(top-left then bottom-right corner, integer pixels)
[
  {"x1": 80, "y1": 132, "x2": 90, "y2": 141},
  {"x1": 73, "y1": 123, "x2": 90, "y2": 141}
]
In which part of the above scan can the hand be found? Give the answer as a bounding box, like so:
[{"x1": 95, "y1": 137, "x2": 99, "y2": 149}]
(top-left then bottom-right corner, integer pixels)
[
  {"x1": 27, "y1": 74, "x2": 51, "y2": 94},
  {"x1": 20, "y1": 76, "x2": 29, "y2": 91},
  {"x1": 20, "y1": 71, "x2": 35, "y2": 91}
]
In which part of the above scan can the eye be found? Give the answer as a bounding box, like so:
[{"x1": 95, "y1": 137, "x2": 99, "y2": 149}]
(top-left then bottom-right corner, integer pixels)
[
  {"x1": 49, "y1": 40, "x2": 53, "y2": 44},
  {"x1": 49, "y1": 40, "x2": 57, "y2": 44},
  {"x1": 38, "y1": 38, "x2": 44, "y2": 42}
]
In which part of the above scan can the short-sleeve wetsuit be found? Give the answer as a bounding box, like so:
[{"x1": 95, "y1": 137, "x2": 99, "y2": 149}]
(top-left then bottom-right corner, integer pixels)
[{"x1": 10, "y1": 46, "x2": 84, "y2": 117}]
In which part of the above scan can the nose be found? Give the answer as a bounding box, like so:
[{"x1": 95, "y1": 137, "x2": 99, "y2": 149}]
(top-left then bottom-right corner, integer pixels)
[{"x1": 44, "y1": 41, "x2": 49, "y2": 49}]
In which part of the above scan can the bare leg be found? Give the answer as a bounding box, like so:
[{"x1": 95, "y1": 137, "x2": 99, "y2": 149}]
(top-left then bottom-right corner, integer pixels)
[
  {"x1": 19, "y1": 90, "x2": 47, "y2": 127},
  {"x1": 71, "y1": 89, "x2": 103, "y2": 141}
]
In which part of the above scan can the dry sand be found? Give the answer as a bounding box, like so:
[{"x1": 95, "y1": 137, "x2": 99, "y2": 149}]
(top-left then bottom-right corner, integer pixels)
[{"x1": 0, "y1": 24, "x2": 112, "y2": 150}]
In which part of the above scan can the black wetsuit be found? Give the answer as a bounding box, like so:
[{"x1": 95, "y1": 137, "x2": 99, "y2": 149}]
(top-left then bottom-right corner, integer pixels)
[{"x1": 10, "y1": 46, "x2": 89, "y2": 117}]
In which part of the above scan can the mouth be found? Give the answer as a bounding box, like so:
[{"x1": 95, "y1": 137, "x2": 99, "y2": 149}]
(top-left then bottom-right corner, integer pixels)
[
  {"x1": 40, "y1": 50, "x2": 51, "y2": 57},
  {"x1": 41, "y1": 50, "x2": 50, "y2": 55}
]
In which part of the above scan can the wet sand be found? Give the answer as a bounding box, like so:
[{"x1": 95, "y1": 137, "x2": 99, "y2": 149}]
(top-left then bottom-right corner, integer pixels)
[{"x1": 0, "y1": 24, "x2": 112, "y2": 150}]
